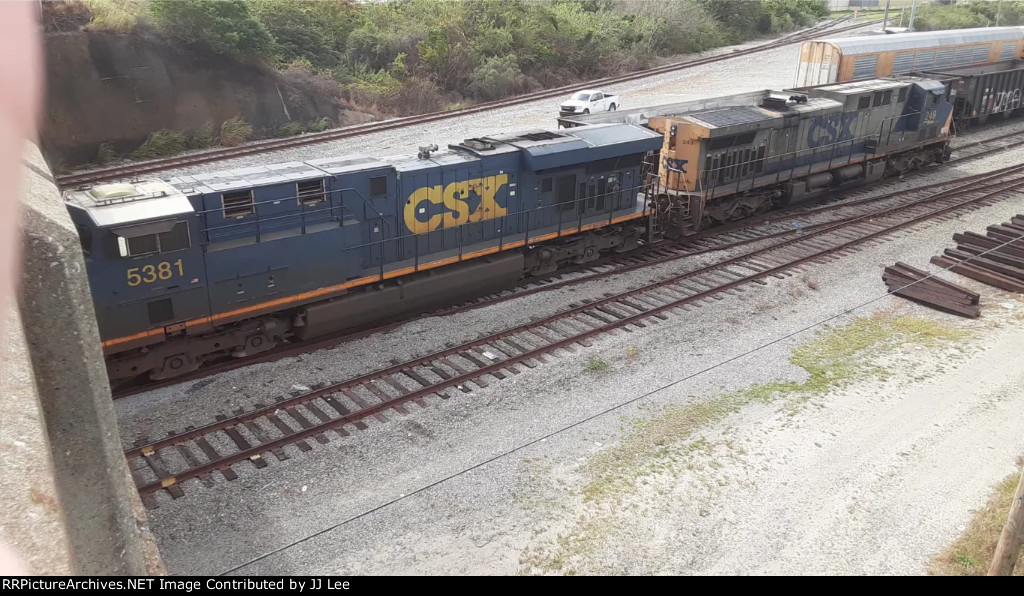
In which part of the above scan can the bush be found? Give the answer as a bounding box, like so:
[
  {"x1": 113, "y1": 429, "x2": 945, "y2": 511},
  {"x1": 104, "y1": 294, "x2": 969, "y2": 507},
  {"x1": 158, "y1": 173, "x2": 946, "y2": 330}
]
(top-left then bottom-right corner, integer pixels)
[
  {"x1": 390, "y1": 78, "x2": 446, "y2": 116},
  {"x1": 133, "y1": 130, "x2": 188, "y2": 159},
  {"x1": 278, "y1": 121, "x2": 306, "y2": 136},
  {"x1": 306, "y1": 117, "x2": 332, "y2": 133},
  {"x1": 148, "y1": 0, "x2": 272, "y2": 58},
  {"x1": 250, "y1": 0, "x2": 358, "y2": 70},
  {"x1": 762, "y1": 0, "x2": 829, "y2": 33},
  {"x1": 914, "y1": 1, "x2": 1024, "y2": 31},
  {"x1": 83, "y1": 0, "x2": 143, "y2": 33},
  {"x1": 220, "y1": 116, "x2": 254, "y2": 147},
  {"x1": 96, "y1": 141, "x2": 117, "y2": 165},
  {"x1": 189, "y1": 121, "x2": 217, "y2": 149},
  {"x1": 467, "y1": 55, "x2": 537, "y2": 101},
  {"x1": 279, "y1": 60, "x2": 344, "y2": 105},
  {"x1": 42, "y1": 0, "x2": 94, "y2": 33}
]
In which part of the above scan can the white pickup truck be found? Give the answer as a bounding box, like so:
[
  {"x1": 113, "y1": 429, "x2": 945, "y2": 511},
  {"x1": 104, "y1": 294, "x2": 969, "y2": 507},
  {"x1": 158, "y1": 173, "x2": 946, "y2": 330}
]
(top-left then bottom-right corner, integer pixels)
[{"x1": 559, "y1": 90, "x2": 620, "y2": 116}]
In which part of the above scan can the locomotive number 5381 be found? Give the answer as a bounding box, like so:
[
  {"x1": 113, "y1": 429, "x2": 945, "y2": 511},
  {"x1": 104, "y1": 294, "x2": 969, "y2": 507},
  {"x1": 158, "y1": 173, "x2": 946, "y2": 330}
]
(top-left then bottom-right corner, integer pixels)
[{"x1": 127, "y1": 260, "x2": 184, "y2": 287}]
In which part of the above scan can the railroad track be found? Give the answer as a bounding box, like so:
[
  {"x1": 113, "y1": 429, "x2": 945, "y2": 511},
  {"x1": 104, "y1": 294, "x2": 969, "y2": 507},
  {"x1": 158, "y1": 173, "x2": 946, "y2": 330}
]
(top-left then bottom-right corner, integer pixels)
[
  {"x1": 948, "y1": 128, "x2": 1024, "y2": 160},
  {"x1": 127, "y1": 163, "x2": 1024, "y2": 507},
  {"x1": 112, "y1": 129, "x2": 1024, "y2": 398},
  {"x1": 57, "y1": 17, "x2": 875, "y2": 188}
]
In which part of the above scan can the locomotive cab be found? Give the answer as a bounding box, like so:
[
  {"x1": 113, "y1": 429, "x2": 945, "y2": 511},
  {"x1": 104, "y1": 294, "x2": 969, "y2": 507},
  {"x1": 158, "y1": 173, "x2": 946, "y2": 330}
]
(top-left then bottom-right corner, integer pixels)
[{"x1": 65, "y1": 181, "x2": 210, "y2": 377}]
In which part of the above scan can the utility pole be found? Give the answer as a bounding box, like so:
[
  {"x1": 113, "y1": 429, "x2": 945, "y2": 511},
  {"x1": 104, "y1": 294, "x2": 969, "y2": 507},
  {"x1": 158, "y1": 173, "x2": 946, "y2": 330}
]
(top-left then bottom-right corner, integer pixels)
[
  {"x1": 997, "y1": 0, "x2": 1004, "y2": 27},
  {"x1": 909, "y1": 0, "x2": 919, "y2": 31},
  {"x1": 882, "y1": 0, "x2": 892, "y2": 32},
  {"x1": 987, "y1": 469, "x2": 1024, "y2": 576}
]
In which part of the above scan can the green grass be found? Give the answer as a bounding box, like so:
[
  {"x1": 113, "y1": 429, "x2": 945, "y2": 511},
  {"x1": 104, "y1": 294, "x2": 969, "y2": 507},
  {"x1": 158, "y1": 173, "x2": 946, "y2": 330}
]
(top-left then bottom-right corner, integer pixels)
[
  {"x1": 83, "y1": 0, "x2": 143, "y2": 33},
  {"x1": 189, "y1": 120, "x2": 217, "y2": 149},
  {"x1": 585, "y1": 357, "x2": 610, "y2": 373},
  {"x1": 132, "y1": 129, "x2": 188, "y2": 159},
  {"x1": 220, "y1": 116, "x2": 254, "y2": 147},
  {"x1": 521, "y1": 314, "x2": 971, "y2": 573},
  {"x1": 95, "y1": 141, "x2": 117, "y2": 165},
  {"x1": 306, "y1": 117, "x2": 332, "y2": 133},
  {"x1": 931, "y1": 465, "x2": 1024, "y2": 576},
  {"x1": 581, "y1": 315, "x2": 968, "y2": 503},
  {"x1": 278, "y1": 121, "x2": 307, "y2": 137}
]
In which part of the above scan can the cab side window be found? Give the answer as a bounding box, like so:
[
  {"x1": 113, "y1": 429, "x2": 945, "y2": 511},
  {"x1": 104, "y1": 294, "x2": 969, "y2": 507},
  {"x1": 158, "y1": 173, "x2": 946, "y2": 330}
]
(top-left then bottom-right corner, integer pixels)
[
  {"x1": 158, "y1": 222, "x2": 191, "y2": 252},
  {"x1": 126, "y1": 234, "x2": 158, "y2": 256},
  {"x1": 118, "y1": 222, "x2": 191, "y2": 258}
]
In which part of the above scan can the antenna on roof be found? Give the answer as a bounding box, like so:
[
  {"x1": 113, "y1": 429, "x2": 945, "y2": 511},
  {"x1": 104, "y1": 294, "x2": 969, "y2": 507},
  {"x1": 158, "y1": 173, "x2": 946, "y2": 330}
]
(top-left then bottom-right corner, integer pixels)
[{"x1": 417, "y1": 144, "x2": 438, "y2": 159}]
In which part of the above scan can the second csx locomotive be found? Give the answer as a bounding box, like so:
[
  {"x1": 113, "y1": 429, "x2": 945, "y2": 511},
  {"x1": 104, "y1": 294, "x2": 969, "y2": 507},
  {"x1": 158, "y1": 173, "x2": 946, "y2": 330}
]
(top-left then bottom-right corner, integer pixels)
[
  {"x1": 648, "y1": 77, "x2": 953, "y2": 236},
  {"x1": 65, "y1": 76, "x2": 953, "y2": 384}
]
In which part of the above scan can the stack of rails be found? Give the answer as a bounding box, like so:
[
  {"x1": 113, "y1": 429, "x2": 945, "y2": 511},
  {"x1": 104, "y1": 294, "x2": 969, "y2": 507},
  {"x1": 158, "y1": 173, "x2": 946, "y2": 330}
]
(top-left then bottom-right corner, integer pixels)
[
  {"x1": 931, "y1": 215, "x2": 1024, "y2": 294},
  {"x1": 883, "y1": 262, "x2": 980, "y2": 318}
]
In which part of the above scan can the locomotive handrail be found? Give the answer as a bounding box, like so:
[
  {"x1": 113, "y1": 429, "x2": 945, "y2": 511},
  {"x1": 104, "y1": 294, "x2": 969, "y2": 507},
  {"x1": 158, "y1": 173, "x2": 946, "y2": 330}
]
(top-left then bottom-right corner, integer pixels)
[
  {"x1": 191, "y1": 179, "x2": 653, "y2": 278},
  {"x1": 691, "y1": 107, "x2": 932, "y2": 199}
]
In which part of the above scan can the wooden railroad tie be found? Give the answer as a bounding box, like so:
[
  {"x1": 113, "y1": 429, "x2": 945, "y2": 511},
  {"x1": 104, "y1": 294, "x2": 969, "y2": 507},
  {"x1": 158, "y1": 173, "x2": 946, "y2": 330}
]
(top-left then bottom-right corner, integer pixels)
[
  {"x1": 931, "y1": 214, "x2": 1024, "y2": 296},
  {"x1": 883, "y1": 261, "x2": 980, "y2": 318}
]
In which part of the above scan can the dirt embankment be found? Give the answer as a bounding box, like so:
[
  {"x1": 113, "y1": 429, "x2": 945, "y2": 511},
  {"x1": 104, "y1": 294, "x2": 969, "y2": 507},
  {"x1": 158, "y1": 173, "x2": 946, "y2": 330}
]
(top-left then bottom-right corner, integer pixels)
[{"x1": 42, "y1": 31, "x2": 370, "y2": 170}]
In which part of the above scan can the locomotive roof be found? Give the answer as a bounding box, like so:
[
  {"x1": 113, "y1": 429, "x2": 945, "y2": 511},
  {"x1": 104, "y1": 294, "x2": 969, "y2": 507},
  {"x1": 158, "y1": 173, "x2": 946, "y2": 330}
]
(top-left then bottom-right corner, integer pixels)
[
  {"x1": 683, "y1": 97, "x2": 838, "y2": 131},
  {"x1": 64, "y1": 180, "x2": 195, "y2": 228},
  {"x1": 812, "y1": 26, "x2": 1024, "y2": 55},
  {"x1": 813, "y1": 78, "x2": 906, "y2": 95},
  {"x1": 68, "y1": 124, "x2": 660, "y2": 209},
  {"x1": 515, "y1": 123, "x2": 662, "y2": 169},
  {"x1": 403, "y1": 123, "x2": 662, "y2": 170}
]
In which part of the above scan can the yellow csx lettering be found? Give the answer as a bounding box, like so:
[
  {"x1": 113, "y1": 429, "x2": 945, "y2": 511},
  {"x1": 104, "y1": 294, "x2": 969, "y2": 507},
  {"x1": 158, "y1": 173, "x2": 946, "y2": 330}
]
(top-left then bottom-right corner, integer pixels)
[
  {"x1": 127, "y1": 259, "x2": 184, "y2": 287},
  {"x1": 403, "y1": 174, "x2": 509, "y2": 234}
]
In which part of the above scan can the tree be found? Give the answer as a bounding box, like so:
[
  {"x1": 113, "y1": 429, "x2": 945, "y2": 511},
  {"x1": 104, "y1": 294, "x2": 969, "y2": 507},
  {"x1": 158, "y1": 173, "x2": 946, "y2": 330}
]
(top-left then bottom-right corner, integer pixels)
[
  {"x1": 148, "y1": 0, "x2": 272, "y2": 58},
  {"x1": 250, "y1": 0, "x2": 358, "y2": 70},
  {"x1": 468, "y1": 55, "x2": 536, "y2": 100}
]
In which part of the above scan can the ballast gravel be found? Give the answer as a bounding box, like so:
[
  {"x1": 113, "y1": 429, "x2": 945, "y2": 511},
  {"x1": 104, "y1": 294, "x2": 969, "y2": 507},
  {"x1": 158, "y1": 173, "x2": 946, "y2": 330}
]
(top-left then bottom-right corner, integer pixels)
[{"x1": 120, "y1": 139, "x2": 1024, "y2": 575}]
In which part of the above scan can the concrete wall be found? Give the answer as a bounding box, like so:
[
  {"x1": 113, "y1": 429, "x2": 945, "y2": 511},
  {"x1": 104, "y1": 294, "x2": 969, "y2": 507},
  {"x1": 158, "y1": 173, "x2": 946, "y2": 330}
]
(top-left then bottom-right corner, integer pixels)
[{"x1": 7, "y1": 142, "x2": 163, "y2": 575}]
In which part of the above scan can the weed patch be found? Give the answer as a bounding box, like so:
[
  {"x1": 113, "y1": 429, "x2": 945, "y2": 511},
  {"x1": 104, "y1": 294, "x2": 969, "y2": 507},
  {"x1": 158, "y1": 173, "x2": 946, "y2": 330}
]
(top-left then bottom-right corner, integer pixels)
[
  {"x1": 931, "y1": 462, "x2": 1024, "y2": 576},
  {"x1": 133, "y1": 130, "x2": 188, "y2": 159},
  {"x1": 524, "y1": 315, "x2": 971, "y2": 572},
  {"x1": 220, "y1": 116, "x2": 254, "y2": 147},
  {"x1": 96, "y1": 142, "x2": 117, "y2": 165}
]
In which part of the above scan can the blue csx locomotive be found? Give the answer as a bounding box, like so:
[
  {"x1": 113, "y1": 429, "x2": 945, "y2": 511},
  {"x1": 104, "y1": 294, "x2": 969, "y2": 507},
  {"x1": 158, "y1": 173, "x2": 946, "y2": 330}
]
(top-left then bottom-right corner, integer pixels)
[
  {"x1": 64, "y1": 77, "x2": 954, "y2": 383},
  {"x1": 65, "y1": 124, "x2": 664, "y2": 381}
]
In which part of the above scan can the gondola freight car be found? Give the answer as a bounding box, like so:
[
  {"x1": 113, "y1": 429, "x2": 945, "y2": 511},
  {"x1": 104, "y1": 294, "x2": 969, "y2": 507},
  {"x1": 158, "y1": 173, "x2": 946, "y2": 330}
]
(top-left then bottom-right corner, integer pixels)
[{"x1": 923, "y1": 59, "x2": 1024, "y2": 127}]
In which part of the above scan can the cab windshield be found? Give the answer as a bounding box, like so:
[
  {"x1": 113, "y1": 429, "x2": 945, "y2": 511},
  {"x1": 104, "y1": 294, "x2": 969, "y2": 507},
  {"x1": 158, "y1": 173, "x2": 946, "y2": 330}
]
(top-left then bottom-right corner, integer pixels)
[{"x1": 571, "y1": 93, "x2": 591, "y2": 101}]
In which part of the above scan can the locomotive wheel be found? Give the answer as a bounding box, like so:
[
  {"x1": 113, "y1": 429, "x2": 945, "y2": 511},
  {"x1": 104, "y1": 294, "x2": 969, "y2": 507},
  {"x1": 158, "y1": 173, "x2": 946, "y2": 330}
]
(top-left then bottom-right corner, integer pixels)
[
  {"x1": 150, "y1": 353, "x2": 200, "y2": 381},
  {"x1": 573, "y1": 246, "x2": 599, "y2": 264}
]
